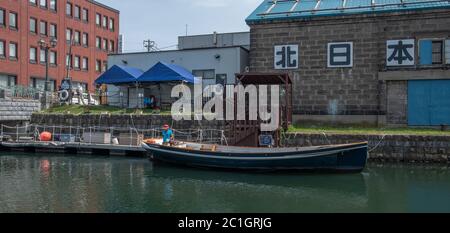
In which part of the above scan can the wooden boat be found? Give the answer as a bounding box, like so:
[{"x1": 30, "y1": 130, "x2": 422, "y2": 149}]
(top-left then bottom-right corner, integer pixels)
[{"x1": 142, "y1": 141, "x2": 368, "y2": 173}]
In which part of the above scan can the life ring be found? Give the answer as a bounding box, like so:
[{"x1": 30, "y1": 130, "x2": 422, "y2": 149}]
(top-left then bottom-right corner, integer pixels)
[{"x1": 59, "y1": 90, "x2": 70, "y2": 101}]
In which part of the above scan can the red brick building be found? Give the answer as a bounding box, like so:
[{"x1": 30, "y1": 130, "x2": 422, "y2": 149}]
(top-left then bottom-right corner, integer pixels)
[{"x1": 0, "y1": 0, "x2": 119, "y2": 92}]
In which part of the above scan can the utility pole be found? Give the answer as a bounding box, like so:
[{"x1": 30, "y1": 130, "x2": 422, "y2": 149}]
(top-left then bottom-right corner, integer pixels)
[{"x1": 143, "y1": 39, "x2": 156, "y2": 52}]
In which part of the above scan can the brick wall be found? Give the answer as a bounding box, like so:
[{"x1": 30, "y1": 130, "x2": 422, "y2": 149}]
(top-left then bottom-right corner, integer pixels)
[
  {"x1": 0, "y1": 0, "x2": 119, "y2": 91},
  {"x1": 248, "y1": 9, "x2": 450, "y2": 122}
]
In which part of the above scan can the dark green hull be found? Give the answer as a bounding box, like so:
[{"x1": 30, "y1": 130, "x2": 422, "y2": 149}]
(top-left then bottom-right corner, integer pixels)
[{"x1": 142, "y1": 142, "x2": 368, "y2": 173}]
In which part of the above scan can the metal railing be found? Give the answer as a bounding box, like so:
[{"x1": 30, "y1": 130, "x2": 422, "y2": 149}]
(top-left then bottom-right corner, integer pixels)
[{"x1": 0, "y1": 124, "x2": 229, "y2": 147}]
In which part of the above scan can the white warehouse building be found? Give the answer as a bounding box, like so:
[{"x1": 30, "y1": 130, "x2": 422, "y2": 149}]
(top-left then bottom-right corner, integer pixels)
[{"x1": 106, "y1": 32, "x2": 249, "y2": 108}]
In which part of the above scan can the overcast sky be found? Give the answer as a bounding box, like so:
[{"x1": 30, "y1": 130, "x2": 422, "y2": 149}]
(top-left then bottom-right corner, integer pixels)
[{"x1": 96, "y1": 0, "x2": 262, "y2": 52}]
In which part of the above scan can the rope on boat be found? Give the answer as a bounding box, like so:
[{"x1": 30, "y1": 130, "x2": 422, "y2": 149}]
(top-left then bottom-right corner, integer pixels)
[{"x1": 368, "y1": 134, "x2": 387, "y2": 153}]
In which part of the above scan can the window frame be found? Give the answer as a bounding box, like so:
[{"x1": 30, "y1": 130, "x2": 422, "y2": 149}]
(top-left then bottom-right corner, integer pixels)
[
  {"x1": 0, "y1": 40, "x2": 5, "y2": 58},
  {"x1": 30, "y1": 47, "x2": 37, "y2": 63},
  {"x1": 49, "y1": 0, "x2": 57, "y2": 12},
  {"x1": 40, "y1": 20, "x2": 48, "y2": 36},
  {"x1": 9, "y1": 12, "x2": 18, "y2": 30},
  {"x1": 39, "y1": 0, "x2": 48, "y2": 9},
  {"x1": 30, "y1": 17, "x2": 37, "y2": 34},
  {"x1": 9, "y1": 42, "x2": 18, "y2": 60},
  {"x1": 49, "y1": 50, "x2": 57, "y2": 65},
  {"x1": 66, "y1": 2, "x2": 72, "y2": 17},
  {"x1": 0, "y1": 8, "x2": 5, "y2": 27}
]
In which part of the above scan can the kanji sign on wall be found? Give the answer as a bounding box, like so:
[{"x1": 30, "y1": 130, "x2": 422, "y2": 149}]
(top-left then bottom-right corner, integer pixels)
[
  {"x1": 328, "y1": 42, "x2": 353, "y2": 68},
  {"x1": 274, "y1": 45, "x2": 298, "y2": 69},
  {"x1": 386, "y1": 39, "x2": 415, "y2": 66}
]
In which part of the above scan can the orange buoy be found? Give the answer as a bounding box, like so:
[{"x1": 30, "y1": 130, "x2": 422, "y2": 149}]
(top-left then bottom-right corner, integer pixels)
[{"x1": 40, "y1": 132, "x2": 52, "y2": 142}]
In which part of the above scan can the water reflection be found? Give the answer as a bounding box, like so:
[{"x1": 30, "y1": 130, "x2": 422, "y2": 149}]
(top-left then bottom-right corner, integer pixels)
[{"x1": 0, "y1": 153, "x2": 449, "y2": 213}]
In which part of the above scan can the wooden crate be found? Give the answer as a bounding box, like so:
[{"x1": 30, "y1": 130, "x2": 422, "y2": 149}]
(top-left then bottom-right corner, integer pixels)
[
  {"x1": 82, "y1": 132, "x2": 111, "y2": 144},
  {"x1": 118, "y1": 133, "x2": 144, "y2": 146}
]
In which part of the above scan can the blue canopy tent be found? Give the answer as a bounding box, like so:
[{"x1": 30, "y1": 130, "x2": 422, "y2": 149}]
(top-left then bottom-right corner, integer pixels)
[
  {"x1": 94, "y1": 65, "x2": 144, "y2": 85},
  {"x1": 136, "y1": 62, "x2": 199, "y2": 110},
  {"x1": 137, "y1": 62, "x2": 199, "y2": 84}
]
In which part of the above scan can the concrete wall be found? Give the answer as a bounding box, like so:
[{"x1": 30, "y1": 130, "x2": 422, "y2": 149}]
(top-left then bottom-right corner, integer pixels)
[
  {"x1": 248, "y1": 9, "x2": 450, "y2": 125},
  {"x1": 284, "y1": 133, "x2": 450, "y2": 163},
  {"x1": 108, "y1": 47, "x2": 249, "y2": 85},
  {"x1": 0, "y1": 98, "x2": 41, "y2": 122}
]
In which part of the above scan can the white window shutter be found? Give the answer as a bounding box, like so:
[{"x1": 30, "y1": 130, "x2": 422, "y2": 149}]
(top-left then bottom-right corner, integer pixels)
[{"x1": 446, "y1": 40, "x2": 450, "y2": 64}]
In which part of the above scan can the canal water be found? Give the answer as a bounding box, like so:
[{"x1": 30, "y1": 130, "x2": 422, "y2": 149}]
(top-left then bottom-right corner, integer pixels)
[{"x1": 0, "y1": 153, "x2": 449, "y2": 213}]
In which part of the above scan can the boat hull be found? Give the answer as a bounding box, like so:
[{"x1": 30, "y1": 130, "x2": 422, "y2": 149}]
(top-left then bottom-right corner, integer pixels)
[{"x1": 142, "y1": 142, "x2": 368, "y2": 173}]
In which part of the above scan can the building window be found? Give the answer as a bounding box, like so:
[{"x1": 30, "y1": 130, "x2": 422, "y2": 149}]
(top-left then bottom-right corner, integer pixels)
[
  {"x1": 66, "y1": 54, "x2": 72, "y2": 68},
  {"x1": 96, "y1": 60, "x2": 101, "y2": 72},
  {"x1": 102, "y1": 38, "x2": 108, "y2": 50},
  {"x1": 102, "y1": 16, "x2": 108, "y2": 28},
  {"x1": 109, "y1": 18, "x2": 114, "y2": 31},
  {"x1": 49, "y1": 51, "x2": 56, "y2": 65},
  {"x1": 40, "y1": 21, "x2": 47, "y2": 36},
  {"x1": 31, "y1": 78, "x2": 55, "y2": 92},
  {"x1": 102, "y1": 61, "x2": 108, "y2": 72},
  {"x1": 445, "y1": 40, "x2": 450, "y2": 65},
  {"x1": 74, "y1": 56, "x2": 80, "y2": 69},
  {"x1": 82, "y1": 33, "x2": 88, "y2": 46},
  {"x1": 40, "y1": 49, "x2": 47, "y2": 64},
  {"x1": 82, "y1": 57, "x2": 88, "y2": 70},
  {"x1": 74, "y1": 5, "x2": 80, "y2": 19},
  {"x1": 66, "y1": 28, "x2": 72, "y2": 43},
  {"x1": 0, "y1": 40, "x2": 5, "y2": 57},
  {"x1": 102, "y1": 16, "x2": 108, "y2": 29},
  {"x1": 0, "y1": 75, "x2": 16, "y2": 87},
  {"x1": 0, "y1": 9, "x2": 5, "y2": 26},
  {"x1": 109, "y1": 40, "x2": 114, "y2": 52},
  {"x1": 74, "y1": 31, "x2": 80, "y2": 45},
  {"x1": 9, "y1": 12, "x2": 18, "y2": 29},
  {"x1": 30, "y1": 47, "x2": 37, "y2": 63},
  {"x1": 66, "y1": 2, "x2": 72, "y2": 16},
  {"x1": 30, "y1": 18, "x2": 37, "y2": 33},
  {"x1": 193, "y1": 70, "x2": 215, "y2": 79},
  {"x1": 50, "y1": 0, "x2": 57, "y2": 11},
  {"x1": 95, "y1": 13, "x2": 101, "y2": 26},
  {"x1": 419, "y1": 39, "x2": 445, "y2": 65},
  {"x1": 432, "y1": 41, "x2": 443, "y2": 64},
  {"x1": 30, "y1": 0, "x2": 37, "y2": 6},
  {"x1": 39, "y1": 0, "x2": 47, "y2": 8},
  {"x1": 82, "y1": 8, "x2": 88, "y2": 22},
  {"x1": 9, "y1": 43, "x2": 18, "y2": 60},
  {"x1": 50, "y1": 24, "x2": 57, "y2": 38},
  {"x1": 96, "y1": 37, "x2": 101, "y2": 49}
]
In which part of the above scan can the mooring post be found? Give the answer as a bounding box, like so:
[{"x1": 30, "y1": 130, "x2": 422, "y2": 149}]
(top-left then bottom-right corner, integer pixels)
[
  {"x1": 89, "y1": 127, "x2": 92, "y2": 144},
  {"x1": 129, "y1": 127, "x2": 132, "y2": 147},
  {"x1": 16, "y1": 125, "x2": 19, "y2": 142}
]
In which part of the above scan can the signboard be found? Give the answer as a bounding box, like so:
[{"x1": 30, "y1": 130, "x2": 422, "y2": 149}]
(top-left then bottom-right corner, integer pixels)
[
  {"x1": 328, "y1": 42, "x2": 353, "y2": 67},
  {"x1": 60, "y1": 78, "x2": 72, "y2": 90},
  {"x1": 386, "y1": 39, "x2": 415, "y2": 66},
  {"x1": 274, "y1": 45, "x2": 298, "y2": 69},
  {"x1": 259, "y1": 134, "x2": 274, "y2": 147}
]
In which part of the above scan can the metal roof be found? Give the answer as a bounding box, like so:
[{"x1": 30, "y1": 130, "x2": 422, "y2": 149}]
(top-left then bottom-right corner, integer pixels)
[{"x1": 246, "y1": 0, "x2": 450, "y2": 24}]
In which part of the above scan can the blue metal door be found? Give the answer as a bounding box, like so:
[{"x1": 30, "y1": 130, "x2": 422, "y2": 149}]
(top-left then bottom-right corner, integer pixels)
[{"x1": 408, "y1": 80, "x2": 450, "y2": 126}]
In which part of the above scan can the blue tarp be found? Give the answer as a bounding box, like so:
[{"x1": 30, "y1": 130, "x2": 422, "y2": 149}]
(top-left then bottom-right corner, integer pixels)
[
  {"x1": 95, "y1": 65, "x2": 144, "y2": 85},
  {"x1": 137, "y1": 62, "x2": 199, "y2": 84}
]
